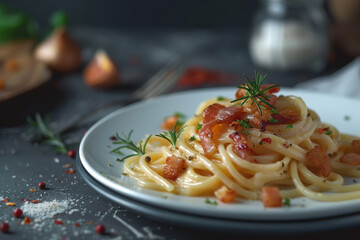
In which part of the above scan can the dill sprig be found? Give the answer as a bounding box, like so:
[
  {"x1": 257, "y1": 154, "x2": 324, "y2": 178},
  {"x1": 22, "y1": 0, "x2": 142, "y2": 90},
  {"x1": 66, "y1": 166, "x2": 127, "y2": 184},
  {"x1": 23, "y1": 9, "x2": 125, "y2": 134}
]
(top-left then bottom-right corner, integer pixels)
[
  {"x1": 27, "y1": 113, "x2": 68, "y2": 154},
  {"x1": 111, "y1": 130, "x2": 151, "y2": 161},
  {"x1": 156, "y1": 120, "x2": 185, "y2": 147},
  {"x1": 231, "y1": 71, "x2": 279, "y2": 116}
]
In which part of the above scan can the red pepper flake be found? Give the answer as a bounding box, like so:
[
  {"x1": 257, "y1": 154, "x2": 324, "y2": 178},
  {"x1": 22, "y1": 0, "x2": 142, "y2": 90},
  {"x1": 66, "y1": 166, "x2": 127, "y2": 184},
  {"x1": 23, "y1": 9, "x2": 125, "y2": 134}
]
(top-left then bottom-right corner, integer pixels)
[
  {"x1": 54, "y1": 220, "x2": 63, "y2": 225},
  {"x1": 65, "y1": 169, "x2": 76, "y2": 174},
  {"x1": 0, "y1": 222, "x2": 9, "y2": 233},
  {"x1": 74, "y1": 223, "x2": 81, "y2": 227},
  {"x1": 1, "y1": 198, "x2": 9, "y2": 202},
  {"x1": 38, "y1": 182, "x2": 46, "y2": 190},
  {"x1": 96, "y1": 224, "x2": 106, "y2": 235},
  {"x1": 317, "y1": 128, "x2": 324, "y2": 134},
  {"x1": 260, "y1": 137, "x2": 272, "y2": 145},
  {"x1": 24, "y1": 217, "x2": 32, "y2": 225},
  {"x1": 283, "y1": 142, "x2": 290, "y2": 148},
  {"x1": 110, "y1": 136, "x2": 117, "y2": 141},
  {"x1": 63, "y1": 164, "x2": 73, "y2": 168},
  {"x1": 67, "y1": 149, "x2": 76, "y2": 158},
  {"x1": 31, "y1": 200, "x2": 39, "y2": 204},
  {"x1": 13, "y1": 208, "x2": 23, "y2": 218},
  {"x1": 20, "y1": 198, "x2": 26, "y2": 202}
]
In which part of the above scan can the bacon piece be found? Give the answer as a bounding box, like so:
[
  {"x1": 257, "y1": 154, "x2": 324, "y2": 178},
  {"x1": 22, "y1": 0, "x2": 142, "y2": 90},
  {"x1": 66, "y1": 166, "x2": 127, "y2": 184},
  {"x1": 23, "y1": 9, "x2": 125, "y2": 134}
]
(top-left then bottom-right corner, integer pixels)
[
  {"x1": 352, "y1": 140, "x2": 360, "y2": 154},
  {"x1": 214, "y1": 186, "x2": 236, "y2": 203},
  {"x1": 340, "y1": 153, "x2": 360, "y2": 166},
  {"x1": 260, "y1": 187, "x2": 282, "y2": 207},
  {"x1": 229, "y1": 132, "x2": 257, "y2": 163},
  {"x1": 199, "y1": 104, "x2": 244, "y2": 155},
  {"x1": 306, "y1": 145, "x2": 332, "y2": 177},
  {"x1": 163, "y1": 156, "x2": 185, "y2": 180}
]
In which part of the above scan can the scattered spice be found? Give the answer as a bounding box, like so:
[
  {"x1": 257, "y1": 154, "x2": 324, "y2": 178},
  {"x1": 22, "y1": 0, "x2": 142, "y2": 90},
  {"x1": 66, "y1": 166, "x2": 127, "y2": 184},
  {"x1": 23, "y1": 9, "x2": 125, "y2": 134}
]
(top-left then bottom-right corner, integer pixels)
[
  {"x1": 145, "y1": 156, "x2": 151, "y2": 162},
  {"x1": 54, "y1": 220, "x2": 63, "y2": 225},
  {"x1": 67, "y1": 149, "x2": 76, "y2": 158},
  {"x1": 1, "y1": 198, "x2": 9, "y2": 202},
  {"x1": 13, "y1": 208, "x2": 23, "y2": 218},
  {"x1": 31, "y1": 200, "x2": 39, "y2": 204},
  {"x1": 5, "y1": 202, "x2": 16, "y2": 206},
  {"x1": 24, "y1": 217, "x2": 32, "y2": 224},
  {"x1": 96, "y1": 224, "x2": 105, "y2": 235},
  {"x1": 0, "y1": 222, "x2": 9, "y2": 233},
  {"x1": 88, "y1": 221, "x2": 93, "y2": 225},
  {"x1": 108, "y1": 163, "x2": 114, "y2": 167},
  {"x1": 65, "y1": 169, "x2": 76, "y2": 174},
  {"x1": 259, "y1": 137, "x2": 272, "y2": 145},
  {"x1": 74, "y1": 223, "x2": 80, "y2": 227},
  {"x1": 38, "y1": 182, "x2": 46, "y2": 190},
  {"x1": 29, "y1": 188, "x2": 36, "y2": 192},
  {"x1": 110, "y1": 136, "x2": 118, "y2": 141},
  {"x1": 121, "y1": 172, "x2": 129, "y2": 176},
  {"x1": 63, "y1": 164, "x2": 72, "y2": 168}
]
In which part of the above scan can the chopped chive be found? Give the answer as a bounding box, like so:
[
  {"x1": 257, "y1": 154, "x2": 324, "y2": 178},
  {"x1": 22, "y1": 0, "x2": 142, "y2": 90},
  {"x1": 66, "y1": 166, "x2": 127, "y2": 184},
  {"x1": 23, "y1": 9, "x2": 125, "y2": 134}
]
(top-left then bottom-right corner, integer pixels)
[
  {"x1": 189, "y1": 136, "x2": 196, "y2": 141},
  {"x1": 197, "y1": 123, "x2": 202, "y2": 130},
  {"x1": 271, "y1": 109, "x2": 278, "y2": 114},
  {"x1": 205, "y1": 198, "x2": 218, "y2": 205},
  {"x1": 237, "y1": 119, "x2": 252, "y2": 128},
  {"x1": 217, "y1": 96, "x2": 225, "y2": 101},
  {"x1": 283, "y1": 198, "x2": 291, "y2": 207},
  {"x1": 269, "y1": 117, "x2": 278, "y2": 123},
  {"x1": 286, "y1": 124, "x2": 293, "y2": 129}
]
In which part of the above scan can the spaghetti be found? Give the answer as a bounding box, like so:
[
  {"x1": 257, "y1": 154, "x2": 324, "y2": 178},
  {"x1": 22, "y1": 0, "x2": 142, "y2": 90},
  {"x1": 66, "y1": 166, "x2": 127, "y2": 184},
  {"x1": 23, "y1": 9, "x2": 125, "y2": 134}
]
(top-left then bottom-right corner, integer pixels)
[{"x1": 122, "y1": 82, "x2": 360, "y2": 205}]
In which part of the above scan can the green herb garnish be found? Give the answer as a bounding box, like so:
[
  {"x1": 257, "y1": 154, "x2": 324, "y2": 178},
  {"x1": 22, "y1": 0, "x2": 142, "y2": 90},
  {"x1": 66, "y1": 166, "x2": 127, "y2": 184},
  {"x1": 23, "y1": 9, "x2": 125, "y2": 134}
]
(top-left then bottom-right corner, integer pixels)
[
  {"x1": 271, "y1": 109, "x2": 278, "y2": 114},
  {"x1": 325, "y1": 128, "x2": 332, "y2": 135},
  {"x1": 27, "y1": 113, "x2": 68, "y2": 154},
  {"x1": 344, "y1": 115, "x2": 350, "y2": 121},
  {"x1": 111, "y1": 130, "x2": 151, "y2": 161},
  {"x1": 243, "y1": 129, "x2": 250, "y2": 135},
  {"x1": 205, "y1": 198, "x2": 218, "y2": 205},
  {"x1": 156, "y1": 121, "x2": 185, "y2": 147},
  {"x1": 197, "y1": 123, "x2": 202, "y2": 130},
  {"x1": 231, "y1": 71, "x2": 278, "y2": 116},
  {"x1": 286, "y1": 124, "x2": 293, "y2": 129},
  {"x1": 217, "y1": 96, "x2": 225, "y2": 101},
  {"x1": 269, "y1": 117, "x2": 278, "y2": 123},
  {"x1": 283, "y1": 198, "x2": 291, "y2": 207},
  {"x1": 189, "y1": 136, "x2": 196, "y2": 141},
  {"x1": 237, "y1": 119, "x2": 252, "y2": 128}
]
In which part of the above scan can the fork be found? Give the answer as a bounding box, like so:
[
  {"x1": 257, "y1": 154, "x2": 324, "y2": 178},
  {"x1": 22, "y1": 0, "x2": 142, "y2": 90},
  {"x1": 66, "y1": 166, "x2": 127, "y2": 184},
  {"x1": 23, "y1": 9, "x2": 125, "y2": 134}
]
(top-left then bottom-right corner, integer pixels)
[{"x1": 56, "y1": 57, "x2": 185, "y2": 134}]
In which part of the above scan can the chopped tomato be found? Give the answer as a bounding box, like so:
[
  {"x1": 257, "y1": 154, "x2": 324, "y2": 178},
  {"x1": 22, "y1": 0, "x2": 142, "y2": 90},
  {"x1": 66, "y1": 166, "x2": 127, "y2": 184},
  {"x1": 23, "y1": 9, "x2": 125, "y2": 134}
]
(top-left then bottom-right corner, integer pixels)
[
  {"x1": 306, "y1": 145, "x2": 332, "y2": 177},
  {"x1": 340, "y1": 153, "x2": 360, "y2": 166},
  {"x1": 352, "y1": 140, "x2": 360, "y2": 154},
  {"x1": 229, "y1": 132, "x2": 257, "y2": 163},
  {"x1": 260, "y1": 187, "x2": 282, "y2": 207},
  {"x1": 161, "y1": 115, "x2": 179, "y2": 130},
  {"x1": 163, "y1": 156, "x2": 185, "y2": 180},
  {"x1": 214, "y1": 186, "x2": 236, "y2": 203}
]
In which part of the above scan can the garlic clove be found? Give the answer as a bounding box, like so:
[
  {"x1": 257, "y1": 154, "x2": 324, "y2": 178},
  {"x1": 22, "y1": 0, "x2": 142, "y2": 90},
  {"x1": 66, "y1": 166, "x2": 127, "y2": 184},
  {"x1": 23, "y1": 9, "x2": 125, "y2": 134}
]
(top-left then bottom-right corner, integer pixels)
[
  {"x1": 83, "y1": 50, "x2": 120, "y2": 89},
  {"x1": 34, "y1": 27, "x2": 81, "y2": 73}
]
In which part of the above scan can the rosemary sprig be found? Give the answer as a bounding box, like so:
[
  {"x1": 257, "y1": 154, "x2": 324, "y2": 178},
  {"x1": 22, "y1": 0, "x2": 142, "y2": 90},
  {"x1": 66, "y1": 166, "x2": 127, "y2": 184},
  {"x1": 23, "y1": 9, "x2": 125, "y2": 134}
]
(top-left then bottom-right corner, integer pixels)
[
  {"x1": 27, "y1": 113, "x2": 68, "y2": 154},
  {"x1": 231, "y1": 71, "x2": 279, "y2": 116},
  {"x1": 156, "y1": 120, "x2": 185, "y2": 147},
  {"x1": 111, "y1": 130, "x2": 151, "y2": 161}
]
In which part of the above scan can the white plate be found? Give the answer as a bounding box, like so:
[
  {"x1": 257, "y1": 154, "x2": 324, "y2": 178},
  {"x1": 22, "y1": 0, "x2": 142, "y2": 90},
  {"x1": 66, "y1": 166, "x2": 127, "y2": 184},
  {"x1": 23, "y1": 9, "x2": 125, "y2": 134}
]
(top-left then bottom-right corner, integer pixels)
[{"x1": 79, "y1": 87, "x2": 360, "y2": 221}]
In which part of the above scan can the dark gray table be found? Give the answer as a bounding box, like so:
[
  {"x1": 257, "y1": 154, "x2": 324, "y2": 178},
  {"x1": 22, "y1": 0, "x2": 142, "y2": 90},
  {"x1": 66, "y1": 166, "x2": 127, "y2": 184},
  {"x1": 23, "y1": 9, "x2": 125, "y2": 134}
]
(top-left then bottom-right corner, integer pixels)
[{"x1": 1, "y1": 28, "x2": 357, "y2": 240}]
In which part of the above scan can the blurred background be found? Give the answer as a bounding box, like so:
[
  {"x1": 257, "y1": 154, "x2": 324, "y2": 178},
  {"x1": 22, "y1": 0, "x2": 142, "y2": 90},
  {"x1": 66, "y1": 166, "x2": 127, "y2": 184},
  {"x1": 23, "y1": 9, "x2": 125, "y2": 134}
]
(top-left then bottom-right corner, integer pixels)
[{"x1": 1, "y1": 0, "x2": 360, "y2": 127}]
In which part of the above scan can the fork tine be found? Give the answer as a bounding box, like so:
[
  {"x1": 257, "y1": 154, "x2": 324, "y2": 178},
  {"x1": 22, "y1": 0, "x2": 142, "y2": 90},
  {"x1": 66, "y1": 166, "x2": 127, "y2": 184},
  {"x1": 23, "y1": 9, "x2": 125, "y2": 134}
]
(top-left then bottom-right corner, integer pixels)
[
  {"x1": 133, "y1": 56, "x2": 183, "y2": 99},
  {"x1": 141, "y1": 67, "x2": 185, "y2": 99}
]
